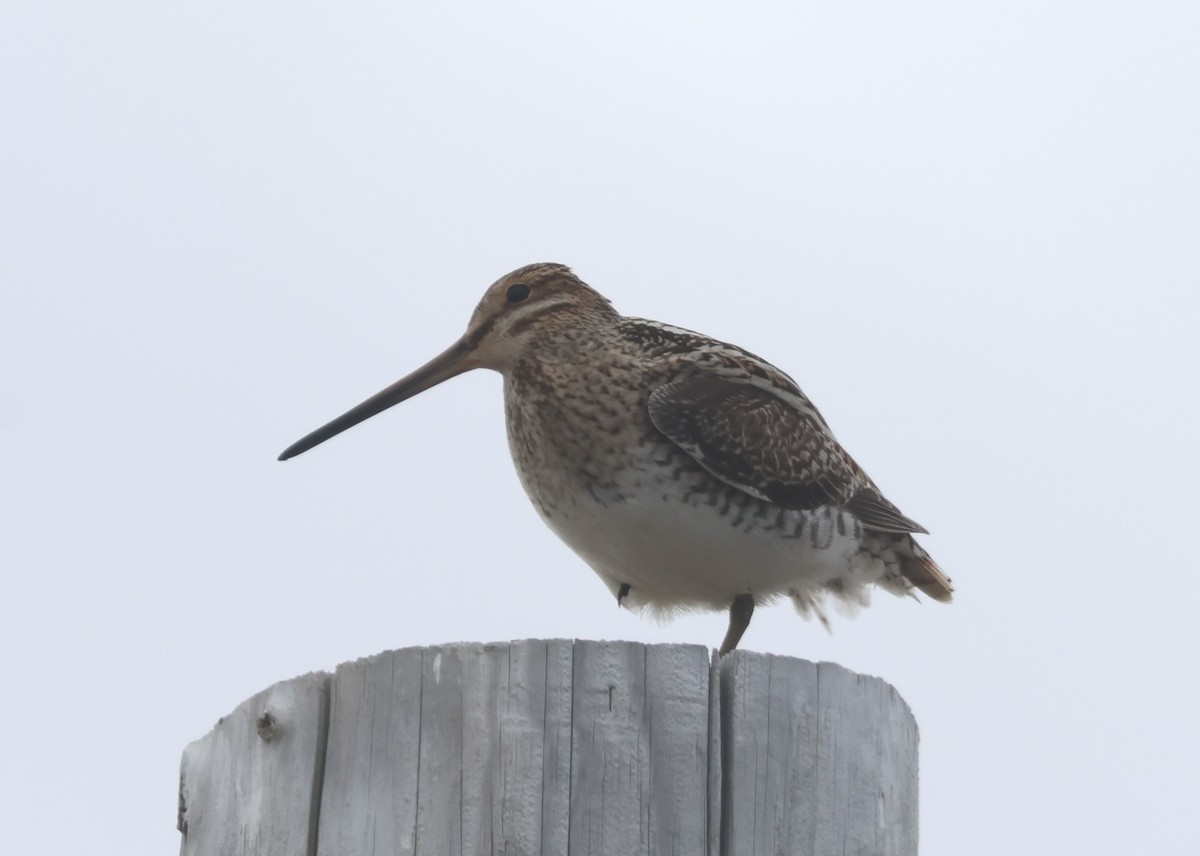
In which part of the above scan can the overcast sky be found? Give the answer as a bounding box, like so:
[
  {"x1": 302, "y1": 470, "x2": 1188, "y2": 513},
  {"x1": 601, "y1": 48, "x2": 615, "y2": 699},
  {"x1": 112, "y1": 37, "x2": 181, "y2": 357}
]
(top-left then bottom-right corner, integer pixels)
[{"x1": 3, "y1": 3, "x2": 1199, "y2": 855}]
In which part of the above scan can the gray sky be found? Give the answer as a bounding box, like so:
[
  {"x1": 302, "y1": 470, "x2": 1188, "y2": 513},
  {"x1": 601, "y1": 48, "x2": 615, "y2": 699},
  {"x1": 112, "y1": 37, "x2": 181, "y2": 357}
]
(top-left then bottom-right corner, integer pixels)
[{"x1": 3, "y1": 3, "x2": 1198, "y2": 854}]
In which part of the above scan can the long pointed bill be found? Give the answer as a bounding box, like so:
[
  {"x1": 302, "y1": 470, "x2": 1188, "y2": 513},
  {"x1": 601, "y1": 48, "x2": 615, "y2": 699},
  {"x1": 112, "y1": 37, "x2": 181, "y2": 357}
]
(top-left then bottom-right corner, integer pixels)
[{"x1": 278, "y1": 336, "x2": 476, "y2": 461}]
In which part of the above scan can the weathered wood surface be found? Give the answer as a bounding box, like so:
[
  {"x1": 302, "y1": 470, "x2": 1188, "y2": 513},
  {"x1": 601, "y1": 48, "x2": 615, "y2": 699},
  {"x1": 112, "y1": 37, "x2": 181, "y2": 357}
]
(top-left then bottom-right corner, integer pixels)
[
  {"x1": 177, "y1": 672, "x2": 330, "y2": 856},
  {"x1": 720, "y1": 653, "x2": 920, "y2": 856},
  {"x1": 178, "y1": 641, "x2": 918, "y2": 856}
]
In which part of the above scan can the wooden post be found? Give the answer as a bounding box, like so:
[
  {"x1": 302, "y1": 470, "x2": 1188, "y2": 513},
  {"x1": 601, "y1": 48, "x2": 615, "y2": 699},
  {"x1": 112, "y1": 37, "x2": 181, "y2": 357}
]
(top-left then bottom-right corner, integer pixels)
[{"x1": 178, "y1": 641, "x2": 918, "y2": 856}]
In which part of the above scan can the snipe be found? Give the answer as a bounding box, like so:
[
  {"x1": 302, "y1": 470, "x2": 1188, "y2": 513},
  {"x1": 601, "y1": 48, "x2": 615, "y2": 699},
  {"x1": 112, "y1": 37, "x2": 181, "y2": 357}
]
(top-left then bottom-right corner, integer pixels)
[{"x1": 280, "y1": 263, "x2": 952, "y2": 653}]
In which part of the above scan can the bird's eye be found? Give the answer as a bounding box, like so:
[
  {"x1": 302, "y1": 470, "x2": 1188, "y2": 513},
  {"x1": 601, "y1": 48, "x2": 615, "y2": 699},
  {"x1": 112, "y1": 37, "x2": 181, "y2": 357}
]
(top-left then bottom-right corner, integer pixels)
[{"x1": 506, "y1": 283, "x2": 531, "y2": 304}]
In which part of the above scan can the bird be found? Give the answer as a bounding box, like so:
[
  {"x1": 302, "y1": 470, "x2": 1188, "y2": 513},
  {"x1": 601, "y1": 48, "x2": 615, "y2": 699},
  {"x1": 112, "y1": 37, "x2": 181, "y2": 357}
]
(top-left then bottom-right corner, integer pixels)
[{"x1": 279, "y1": 263, "x2": 952, "y2": 654}]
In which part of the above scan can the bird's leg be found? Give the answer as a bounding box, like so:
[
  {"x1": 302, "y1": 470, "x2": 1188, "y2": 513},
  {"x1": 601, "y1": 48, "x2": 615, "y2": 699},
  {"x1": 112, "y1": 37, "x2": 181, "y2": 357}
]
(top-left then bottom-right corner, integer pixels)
[
  {"x1": 617, "y1": 583, "x2": 631, "y2": 608},
  {"x1": 719, "y1": 594, "x2": 755, "y2": 655}
]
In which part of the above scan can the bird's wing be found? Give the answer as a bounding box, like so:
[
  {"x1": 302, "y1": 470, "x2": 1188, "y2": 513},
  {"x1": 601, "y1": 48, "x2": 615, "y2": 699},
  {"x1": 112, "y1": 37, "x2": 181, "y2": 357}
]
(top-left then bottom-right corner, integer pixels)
[{"x1": 647, "y1": 363, "x2": 927, "y2": 535}]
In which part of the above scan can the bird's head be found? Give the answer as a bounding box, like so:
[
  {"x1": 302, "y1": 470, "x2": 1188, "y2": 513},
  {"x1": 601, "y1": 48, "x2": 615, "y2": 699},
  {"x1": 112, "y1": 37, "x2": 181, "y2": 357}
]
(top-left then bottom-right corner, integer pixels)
[{"x1": 278, "y1": 263, "x2": 612, "y2": 460}]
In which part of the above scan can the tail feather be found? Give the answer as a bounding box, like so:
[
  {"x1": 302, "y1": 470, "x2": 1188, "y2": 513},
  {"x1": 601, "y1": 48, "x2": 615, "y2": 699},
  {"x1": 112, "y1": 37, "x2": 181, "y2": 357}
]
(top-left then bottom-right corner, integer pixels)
[{"x1": 903, "y1": 552, "x2": 954, "y2": 603}]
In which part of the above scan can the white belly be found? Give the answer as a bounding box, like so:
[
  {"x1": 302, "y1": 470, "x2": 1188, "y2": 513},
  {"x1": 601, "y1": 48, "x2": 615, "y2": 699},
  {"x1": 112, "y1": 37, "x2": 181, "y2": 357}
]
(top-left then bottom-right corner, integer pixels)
[{"x1": 537, "y1": 484, "x2": 889, "y2": 616}]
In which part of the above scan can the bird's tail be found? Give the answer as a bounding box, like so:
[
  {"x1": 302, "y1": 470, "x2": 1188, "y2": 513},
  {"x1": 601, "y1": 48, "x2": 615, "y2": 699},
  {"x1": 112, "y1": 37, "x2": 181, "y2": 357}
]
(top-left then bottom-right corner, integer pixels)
[{"x1": 903, "y1": 546, "x2": 954, "y2": 603}]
